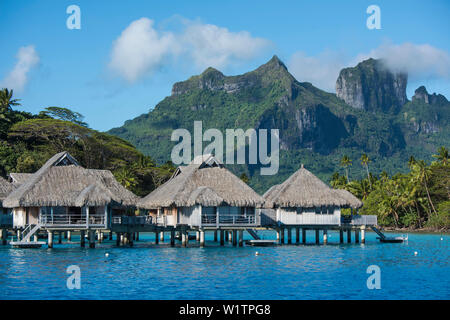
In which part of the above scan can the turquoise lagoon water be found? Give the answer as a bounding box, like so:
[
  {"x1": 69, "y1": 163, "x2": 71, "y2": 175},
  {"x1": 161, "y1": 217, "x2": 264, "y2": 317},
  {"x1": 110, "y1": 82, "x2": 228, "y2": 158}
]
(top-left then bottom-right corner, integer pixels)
[{"x1": 0, "y1": 230, "x2": 448, "y2": 300}]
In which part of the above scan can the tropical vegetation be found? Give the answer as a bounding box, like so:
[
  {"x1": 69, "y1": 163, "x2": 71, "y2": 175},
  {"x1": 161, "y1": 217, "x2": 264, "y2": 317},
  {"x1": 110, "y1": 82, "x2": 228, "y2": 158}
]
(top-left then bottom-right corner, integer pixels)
[
  {"x1": 0, "y1": 88, "x2": 175, "y2": 196},
  {"x1": 331, "y1": 152, "x2": 449, "y2": 230}
]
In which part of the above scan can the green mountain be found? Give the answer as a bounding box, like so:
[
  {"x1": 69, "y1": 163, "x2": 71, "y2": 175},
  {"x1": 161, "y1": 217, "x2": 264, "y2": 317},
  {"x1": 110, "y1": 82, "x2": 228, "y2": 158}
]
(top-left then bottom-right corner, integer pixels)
[{"x1": 109, "y1": 56, "x2": 449, "y2": 193}]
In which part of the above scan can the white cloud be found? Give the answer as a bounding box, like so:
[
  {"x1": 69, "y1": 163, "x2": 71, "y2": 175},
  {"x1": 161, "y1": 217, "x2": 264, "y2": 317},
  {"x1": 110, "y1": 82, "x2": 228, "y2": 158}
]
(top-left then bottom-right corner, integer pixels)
[
  {"x1": 109, "y1": 18, "x2": 176, "y2": 83},
  {"x1": 182, "y1": 22, "x2": 270, "y2": 70},
  {"x1": 108, "y1": 17, "x2": 270, "y2": 82},
  {"x1": 356, "y1": 42, "x2": 450, "y2": 80},
  {"x1": 1, "y1": 45, "x2": 39, "y2": 92},
  {"x1": 288, "y1": 42, "x2": 450, "y2": 92}
]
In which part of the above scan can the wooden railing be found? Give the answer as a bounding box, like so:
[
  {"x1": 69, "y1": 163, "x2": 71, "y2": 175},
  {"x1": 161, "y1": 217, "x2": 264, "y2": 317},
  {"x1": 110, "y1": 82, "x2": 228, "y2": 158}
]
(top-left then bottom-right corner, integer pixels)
[
  {"x1": 201, "y1": 214, "x2": 258, "y2": 226},
  {"x1": 341, "y1": 215, "x2": 377, "y2": 226},
  {"x1": 111, "y1": 216, "x2": 153, "y2": 226},
  {"x1": 39, "y1": 213, "x2": 106, "y2": 227}
]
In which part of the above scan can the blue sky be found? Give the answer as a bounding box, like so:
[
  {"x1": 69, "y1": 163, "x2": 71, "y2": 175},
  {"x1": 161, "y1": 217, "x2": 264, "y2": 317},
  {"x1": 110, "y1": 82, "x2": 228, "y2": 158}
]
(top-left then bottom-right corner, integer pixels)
[{"x1": 1, "y1": 0, "x2": 449, "y2": 131}]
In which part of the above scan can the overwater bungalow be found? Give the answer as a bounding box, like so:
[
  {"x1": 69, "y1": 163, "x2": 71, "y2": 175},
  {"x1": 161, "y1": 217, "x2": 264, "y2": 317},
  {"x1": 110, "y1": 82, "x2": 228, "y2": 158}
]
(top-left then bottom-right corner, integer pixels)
[
  {"x1": 262, "y1": 164, "x2": 377, "y2": 244},
  {"x1": 0, "y1": 177, "x2": 14, "y2": 232},
  {"x1": 2, "y1": 151, "x2": 139, "y2": 247},
  {"x1": 138, "y1": 154, "x2": 265, "y2": 246}
]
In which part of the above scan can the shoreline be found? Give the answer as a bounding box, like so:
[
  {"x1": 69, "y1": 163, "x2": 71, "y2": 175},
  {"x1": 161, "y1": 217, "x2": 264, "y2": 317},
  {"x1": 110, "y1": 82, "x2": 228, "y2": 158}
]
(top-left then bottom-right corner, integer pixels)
[{"x1": 376, "y1": 227, "x2": 448, "y2": 234}]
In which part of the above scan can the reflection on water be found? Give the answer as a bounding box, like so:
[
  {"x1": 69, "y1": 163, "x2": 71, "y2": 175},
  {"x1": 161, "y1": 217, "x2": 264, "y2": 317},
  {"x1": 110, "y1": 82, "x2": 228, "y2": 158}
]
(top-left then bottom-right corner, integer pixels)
[{"x1": 0, "y1": 231, "x2": 448, "y2": 299}]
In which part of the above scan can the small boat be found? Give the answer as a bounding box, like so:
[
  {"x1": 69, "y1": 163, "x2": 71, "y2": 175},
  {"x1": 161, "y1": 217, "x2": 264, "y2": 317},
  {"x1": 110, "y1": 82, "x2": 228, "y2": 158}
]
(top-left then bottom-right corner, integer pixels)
[
  {"x1": 10, "y1": 241, "x2": 46, "y2": 248},
  {"x1": 378, "y1": 235, "x2": 407, "y2": 243},
  {"x1": 246, "y1": 240, "x2": 277, "y2": 247}
]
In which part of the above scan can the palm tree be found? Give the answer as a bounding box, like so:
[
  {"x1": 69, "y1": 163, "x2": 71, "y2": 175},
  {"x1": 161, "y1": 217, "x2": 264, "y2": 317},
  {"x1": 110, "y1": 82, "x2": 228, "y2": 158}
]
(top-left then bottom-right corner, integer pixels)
[
  {"x1": 0, "y1": 88, "x2": 21, "y2": 112},
  {"x1": 410, "y1": 160, "x2": 437, "y2": 216},
  {"x1": 114, "y1": 167, "x2": 138, "y2": 190},
  {"x1": 360, "y1": 153, "x2": 372, "y2": 188},
  {"x1": 408, "y1": 155, "x2": 416, "y2": 168},
  {"x1": 340, "y1": 155, "x2": 352, "y2": 183},
  {"x1": 432, "y1": 146, "x2": 448, "y2": 165}
]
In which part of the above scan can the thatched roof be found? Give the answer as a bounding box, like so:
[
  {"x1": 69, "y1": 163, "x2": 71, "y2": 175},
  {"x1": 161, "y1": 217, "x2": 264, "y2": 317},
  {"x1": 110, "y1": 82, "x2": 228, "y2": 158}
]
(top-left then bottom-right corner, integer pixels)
[
  {"x1": 9, "y1": 173, "x2": 32, "y2": 186},
  {"x1": 334, "y1": 189, "x2": 363, "y2": 209},
  {"x1": 138, "y1": 154, "x2": 264, "y2": 208},
  {"x1": 0, "y1": 177, "x2": 15, "y2": 202},
  {"x1": 3, "y1": 151, "x2": 138, "y2": 208},
  {"x1": 263, "y1": 164, "x2": 363, "y2": 209}
]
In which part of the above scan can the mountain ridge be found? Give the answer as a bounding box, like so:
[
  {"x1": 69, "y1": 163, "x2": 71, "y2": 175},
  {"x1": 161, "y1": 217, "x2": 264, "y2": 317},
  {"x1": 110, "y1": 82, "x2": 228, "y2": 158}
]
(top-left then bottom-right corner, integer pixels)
[{"x1": 109, "y1": 56, "x2": 449, "y2": 193}]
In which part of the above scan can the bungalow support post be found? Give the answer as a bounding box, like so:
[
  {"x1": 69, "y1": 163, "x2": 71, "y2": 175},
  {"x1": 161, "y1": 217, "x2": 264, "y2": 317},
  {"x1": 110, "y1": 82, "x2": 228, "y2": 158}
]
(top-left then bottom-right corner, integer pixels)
[
  {"x1": 80, "y1": 230, "x2": 85, "y2": 247},
  {"x1": 170, "y1": 230, "x2": 175, "y2": 247},
  {"x1": 361, "y1": 226, "x2": 365, "y2": 244},
  {"x1": 238, "y1": 230, "x2": 243, "y2": 247},
  {"x1": 47, "y1": 230, "x2": 53, "y2": 248},
  {"x1": 220, "y1": 229, "x2": 224, "y2": 246},
  {"x1": 200, "y1": 229, "x2": 205, "y2": 247}
]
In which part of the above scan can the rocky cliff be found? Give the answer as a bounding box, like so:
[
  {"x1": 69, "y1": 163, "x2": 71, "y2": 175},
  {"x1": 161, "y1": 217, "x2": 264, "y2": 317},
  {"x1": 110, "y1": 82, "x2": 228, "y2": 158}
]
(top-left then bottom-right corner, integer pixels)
[{"x1": 336, "y1": 58, "x2": 408, "y2": 113}]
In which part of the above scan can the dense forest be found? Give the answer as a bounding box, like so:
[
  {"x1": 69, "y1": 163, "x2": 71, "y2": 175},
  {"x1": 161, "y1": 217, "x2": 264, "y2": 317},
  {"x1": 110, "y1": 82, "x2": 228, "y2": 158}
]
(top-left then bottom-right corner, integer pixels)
[
  {"x1": 331, "y1": 151, "x2": 449, "y2": 230},
  {"x1": 0, "y1": 88, "x2": 175, "y2": 197}
]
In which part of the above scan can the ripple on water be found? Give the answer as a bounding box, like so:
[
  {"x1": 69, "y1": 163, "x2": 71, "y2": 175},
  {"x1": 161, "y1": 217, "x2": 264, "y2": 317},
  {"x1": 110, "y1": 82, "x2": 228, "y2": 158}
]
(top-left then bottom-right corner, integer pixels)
[{"x1": 0, "y1": 231, "x2": 448, "y2": 299}]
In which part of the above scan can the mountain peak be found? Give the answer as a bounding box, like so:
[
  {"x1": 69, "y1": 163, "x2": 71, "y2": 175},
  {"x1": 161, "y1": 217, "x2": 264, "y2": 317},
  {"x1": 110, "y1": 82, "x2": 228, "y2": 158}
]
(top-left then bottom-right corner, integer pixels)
[
  {"x1": 412, "y1": 85, "x2": 448, "y2": 105},
  {"x1": 201, "y1": 67, "x2": 224, "y2": 77},
  {"x1": 336, "y1": 58, "x2": 408, "y2": 113},
  {"x1": 261, "y1": 55, "x2": 288, "y2": 70}
]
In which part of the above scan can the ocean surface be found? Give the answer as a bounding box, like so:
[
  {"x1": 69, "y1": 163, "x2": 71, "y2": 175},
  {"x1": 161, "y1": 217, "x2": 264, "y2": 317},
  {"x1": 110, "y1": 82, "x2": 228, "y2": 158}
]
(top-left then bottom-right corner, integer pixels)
[{"x1": 0, "y1": 230, "x2": 448, "y2": 300}]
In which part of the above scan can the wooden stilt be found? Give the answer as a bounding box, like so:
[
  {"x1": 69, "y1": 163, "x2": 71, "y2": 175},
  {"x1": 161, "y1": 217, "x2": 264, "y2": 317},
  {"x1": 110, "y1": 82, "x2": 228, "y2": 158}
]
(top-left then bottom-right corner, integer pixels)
[
  {"x1": 89, "y1": 230, "x2": 95, "y2": 248},
  {"x1": 232, "y1": 230, "x2": 237, "y2": 246},
  {"x1": 128, "y1": 232, "x2": 133, "y2": 247},
  {"x1": 200, "y1": 230, "x2": 205, "y2": 247},
  {"x1": 295, "y1": 227, "x2": 300, "y2": 244},
  {"x1": 361, "y1": 227, "x2": 365, "y2": 244},
  {"x1": 238, "y1": 230, "x2": 244, "y2": 247},
  {"x1": 339, "y1": 229, "x2": 344, "y2": 243},
  {"x1": 48, "y1": 230, "x2": 53, "y2": 248},
  {"x1": 302, "y1": 228, "x2": 306, "y2": 244},
  {"x1": 315, "y1": 229, "x2": 320, "y2": 244},
  {"x1": 323, "y1": 229, "x2": 328, "y2": 245},
  {"x1": 214, "y1": 230, "x2": 218, "y2": 242},
  {"x1": 170, "y1": 230, "x2": 175, "y2": 246},
  {"x1": 287, "y1": 228, "x2": 292, "y2": 244},
  {"x1": 220, "y1": 230, "x2": 224, "y2": 246},
  {"x1": 1, "y1": 229, "x2": 7, "y2": 245},
  {"x1": 280, "y1": 228, "x2": 285, "y2": 245},
  {"x1": 355, "y1": 229, "x2": 360, "y2": 243},
  {"x1": 347, "y1": 229, "x2": 351, "y2": 243},
  {"x1": 80, "y1": 230, "x2": 85, "y2": 247},
  {"x1": 155, "y1": 231, "x2": 159, "y2": 244},
  {"x1": 182, "y1": 231, "x2": 187, "y2": 247}
]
